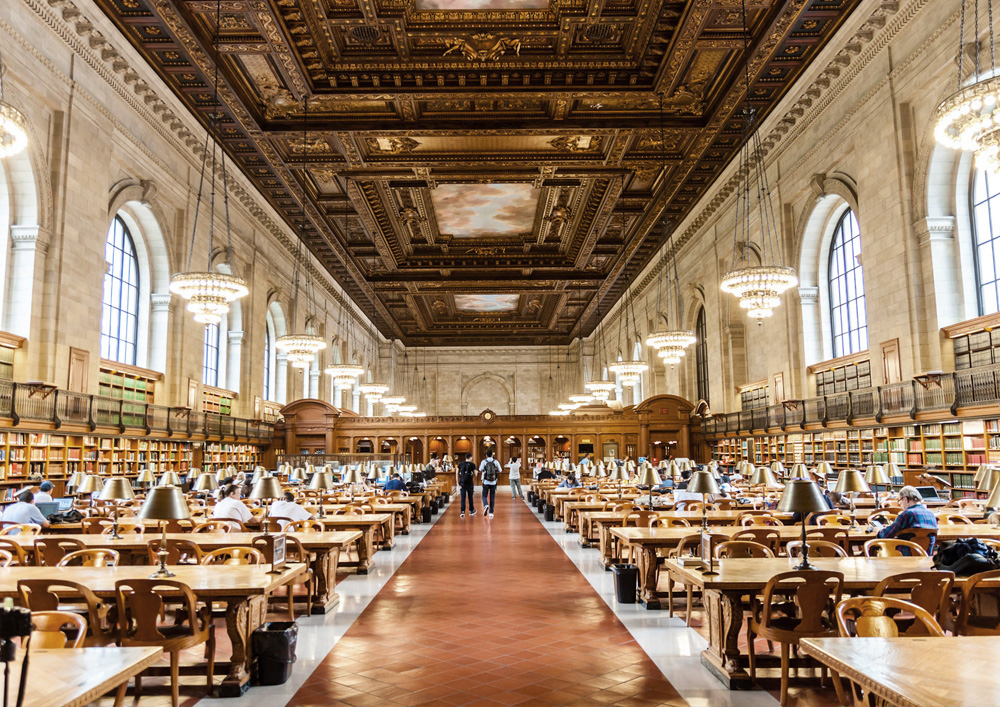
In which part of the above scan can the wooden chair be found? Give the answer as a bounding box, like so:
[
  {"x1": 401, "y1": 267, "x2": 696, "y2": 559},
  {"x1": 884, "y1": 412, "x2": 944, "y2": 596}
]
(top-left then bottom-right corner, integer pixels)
[
  {"x1": 805, "y1": 527, "x2": 850, "y2": 551},
  {"x1": 0, "y1": 549, "x2": 12, "y2": 567},
  {"x1": 897, "y1": 527, "x2": 937, "y2": 554},
  {"x1": 660, "y1": 517, "x2": 692, "y2": 527},
  {"x1": 954, "y1": 569, "x2": 1000, "y2": 636},
  {"x1": 18, "y1": 579, "x2": 116, "y2": 647},
  {"x1": 732, "y1": 528, "x2": 782, "y2": 554},
  {"x1": 80, "y1": 517, "x2": 108, "y2": 534},
  {"x1": 835, "y1": 596, "x2": 945, "y2": 638},
  {"x1": 192, "y1": 520, "x2": 239, "y2": 533},
  {"x1": 625, "y1": 510, "x2": 657, "y2": 527},
  {"x1": 101, "y1": 521, "x2": 145, "y2": 536},
  {"x1": 665, "y1": 533, "x2": 729, "y2": 625},
  {"x1": 786, "y1": 540, "x2": 847, "y2": 558},
  {"x1": 863, "y1": 538, "x2": 927, "y2": 557},
  {"x1": 58, "y1": 549, "x2": 120, "y2": 567},
  {"x1": 333, "y1": 506, "x2": 365, "y2": 516},
  {"x1": 33, "y1": 537, "x2": 87, "y2": 567},
  {"x1": 286, "y1": 519, "x2": 324, "y2": 533},
  {"x1": 740, "y1": 515, "x2": 783, "y2": 527},
  {"x1": 872, "y1": 571, "x2": 954, "y2": 632},
  {"x1": 612, "y1": 503, "x2": 642, "y2": 514},
  {"x1": 281, "y1": 536, "x2": 314, "y2": 621},
  {"x1": 816, "y1": 514, "x2": 853, "y2": 527},
  {"x1": 747, "y1": 570, "x2": 844, "y2": 706},
  {"x1": 156, "y1": 519, "x2": 196, "y2": 533},
  {"x1": 956, "y1": 499, "x2": 984, "y2": 511},
  {"x1": 0, "y1": 539, "x2": 26, "y2": 566},
  {"x1": 114, "y1": 579, "x2": 215, "y2": 707},
  {"x1": 715, "y1": 499, "x2": 737, "y2": 510},
  {"x1": 936, "y1": 513, "x2": 973, "y2": 525},
  {"x1": 146, "y1": 538, "x2": 204, "y2": 566},
  {"x1": 201, "y1": 547, "x2": 264, "y2": 565},
  {"x1": 714, "y1": 540, "x2": 774, "y2": 559},
  {"x1": 0, "y1": 524, "x2": 41, "y2": 537},
  {"x1": 30, "y1": 610, "x2": 88, "y2": 648}
]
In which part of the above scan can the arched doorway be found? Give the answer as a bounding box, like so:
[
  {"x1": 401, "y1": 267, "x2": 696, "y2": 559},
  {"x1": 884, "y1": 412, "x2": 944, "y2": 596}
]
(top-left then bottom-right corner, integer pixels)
[
  {"x1": 505, "y1": 435, "x2": 522, "y2": 463},
  {"x1": 405, "y1": 437, "x2": 424, "y2": 465},
  {"x1": 479, "y1": 435, "x2": 497, "y2": 460},
  {"x1": 355, "y1": 438, "x2": 374, "y2": 454},
  {"x1": 527, "y1": 436, "x2": 545, "y2": 467},
  {"x1": 429, "y1": 436, "x2": 448, "y2": 460},
  {"x1": 380, "y1": 438, "x2": 398, "y2": 456},
  {"x1": 454, "y1": 436, "x2": 473, "y2": 460},
  {"x1": 649, "y1": 438, "x2": 678, "y2": 464}
]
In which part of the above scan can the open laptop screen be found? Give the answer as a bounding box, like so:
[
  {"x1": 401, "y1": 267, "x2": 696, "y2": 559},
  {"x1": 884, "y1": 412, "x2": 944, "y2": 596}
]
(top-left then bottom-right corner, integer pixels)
[{"x1": 915, "y1": 486, "x2": 942, "y2": 501}]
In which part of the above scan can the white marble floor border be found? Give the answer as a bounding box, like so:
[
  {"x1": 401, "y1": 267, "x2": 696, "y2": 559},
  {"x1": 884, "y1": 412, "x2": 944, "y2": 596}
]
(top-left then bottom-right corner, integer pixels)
[
  {"x1": 526, "y1": 498, "x2": 779, "y2": 707},
  {"x1": 194, "y1": 495, "x2": 452, "y2": 707}
]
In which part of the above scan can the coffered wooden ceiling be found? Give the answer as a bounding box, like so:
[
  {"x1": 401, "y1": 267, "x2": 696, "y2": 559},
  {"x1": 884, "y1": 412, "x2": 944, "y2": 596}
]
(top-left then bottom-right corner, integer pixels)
[{"x1": 95, "y1": 0, "x2": 861, "y2": 346}]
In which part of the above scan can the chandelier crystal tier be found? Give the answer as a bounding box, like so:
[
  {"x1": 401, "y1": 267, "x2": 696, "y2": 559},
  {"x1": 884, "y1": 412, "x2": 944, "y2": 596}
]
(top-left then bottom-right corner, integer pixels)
[
  {"x1": 549, "y1": 409, "x2": 571, "y2": 416},
  {"x1": 358, "y1": 382, "x2": 389, "y2": 401},
  {"x1": 169, "y1": 0, "x2": 248, "y2": 325},
  {"x1": 584, "y1": 379, "x2": 615, "y2": 401},
  {"x1": 608, "y1": 263, "x2": 649, "y2": 390},
  {"x1": 325, "y1": 363, "x2": 365, "y2": 389},
  {"x1": 720, "y1": 0, "x2": 797, "y2": 322},
  {"x1": 0, "y1": 50, "x2": 29, "y2": 159},
  {"x1": 276, "y1": 334, "x2": 326, "y2": 369},
  {"x1": 568, "y1": 393, "x2": 593, "y2": 405}
]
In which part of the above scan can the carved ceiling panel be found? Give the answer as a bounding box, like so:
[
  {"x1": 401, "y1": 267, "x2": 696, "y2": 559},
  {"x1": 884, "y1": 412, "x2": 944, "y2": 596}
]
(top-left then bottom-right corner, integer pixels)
[{"x1": 95, "y1": 0, "x2": 863, "y2": 345}]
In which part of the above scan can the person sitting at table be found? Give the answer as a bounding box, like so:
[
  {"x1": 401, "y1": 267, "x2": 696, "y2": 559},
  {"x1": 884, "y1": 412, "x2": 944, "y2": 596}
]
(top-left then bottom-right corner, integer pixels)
[
  {"x1": 874, "y1": 485, "x2": 938, "y2": 553},
  {"x1": 270, "y1": 491, "x2": 313, "y2": 530},
  {"x1": 676, "y1": 470, "x2": 692, "y2": 490},
  {"x1": 1, "y1": 490, "x2": 50, "y2": 531},
  {"x1": 212, "y1": 484, "x2": 257, "y2": 527},
  {"x1": 34, "y1": 480, "x2": 55, "y2": 504},
  {"x1": 215, "y1": 477, "x2": 234, "y2": 501},
  {"x1": 536, "y1": 466, "x2": 555, "y2": 481},
  {"x1": 557, "y1": 472, "x2": 581, "y2": 489},
  {"x1": 384, "y1": 473, "x2": 408, "y2": 492}
]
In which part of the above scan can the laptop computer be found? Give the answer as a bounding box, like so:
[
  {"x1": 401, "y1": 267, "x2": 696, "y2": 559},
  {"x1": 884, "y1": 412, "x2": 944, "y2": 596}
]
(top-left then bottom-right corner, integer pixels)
[
  {"x1": 57, "y1": 497, "x2": 73, "y2": 511},
  {"x1": 35, "y1": 502, "x2": 59, "y2": 517},
  {"x1": 914, "y1": 485, "x2": 947, "y2": 503}
]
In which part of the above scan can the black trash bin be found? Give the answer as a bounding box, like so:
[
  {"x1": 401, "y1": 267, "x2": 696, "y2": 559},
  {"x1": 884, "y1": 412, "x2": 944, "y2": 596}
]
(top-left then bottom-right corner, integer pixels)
[
  {"x1": 527, "y1": 491, "x2": 535, "y2": 504},
  {"x1": 544, "y1": 503, "x2": 555, "y2": 522},
  {"x1": 612, "y1": 564, "x2": 639, "y2": 603},
  {"x1": 535, "y1": 497, "x2": 546, "y2": 512},
  {"x1": 253, "y1": 621, "x2": 298, "y2": 685},
  {"x1": 430, "y1": 499, "x2": 439, "y2": 515},
  {"x1": 421, "y1": 505, "x2": 432, "y2": 523}
]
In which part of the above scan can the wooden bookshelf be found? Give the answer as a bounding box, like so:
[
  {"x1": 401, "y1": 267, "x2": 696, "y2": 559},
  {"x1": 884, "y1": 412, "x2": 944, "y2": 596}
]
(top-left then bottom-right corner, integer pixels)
[
  {"x1": 202, "y1": 385, "x2": 235, "y2": 415},
  {"x1": 199, "y1": 441, "x2": 260, "y2": 473}
]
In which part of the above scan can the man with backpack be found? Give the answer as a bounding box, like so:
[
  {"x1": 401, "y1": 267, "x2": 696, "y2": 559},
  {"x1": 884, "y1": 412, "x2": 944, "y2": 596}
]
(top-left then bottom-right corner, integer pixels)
[
  {"x1": 479, "y1": 450, "x2": 501, "y2": 518},
  {"x1": 456, "y1": 453, "x2": 477, "y2": 517}
]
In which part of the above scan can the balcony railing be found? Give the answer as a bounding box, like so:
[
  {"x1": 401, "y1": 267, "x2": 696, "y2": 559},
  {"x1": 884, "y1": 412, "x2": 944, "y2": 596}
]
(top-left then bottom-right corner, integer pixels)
[
  {"x1": 0, "y1": 380, "x2": 272, "y2": 442},
  {"x1": 701, "y1": 364, "x2": 1000, "y2": 436}
]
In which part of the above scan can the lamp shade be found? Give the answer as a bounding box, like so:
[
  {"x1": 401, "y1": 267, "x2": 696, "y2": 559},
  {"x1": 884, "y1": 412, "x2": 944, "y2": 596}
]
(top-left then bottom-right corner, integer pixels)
[
  {"x1": 665, "y1": 460, "x2": 681, "y2": 480},
  {"x1": 342, "y1": 466, "x2": 367, "y2": 485},
  {"x1": 974, "y1": 464, "x2": 994, "y2": 484},
  {"x1": 885, "y1": 462, "x2": 902, "y2": 479},
  {"x1": 67, "y1": 471, "x2": 85, "y2": 489},
  {"x1": 307, "y1": 471, "x2": 335, "y2": 490},
  {"x1": 158, "y1": 472, "x2": 181, "y2": 487},
  {"x1": 187, "y1": 467, "x2": 201, "y2": 479},
  {"x1": 749, "y1": 466, "x2": 782, "y2": 488},
  {"x1": 75, "y1": 475, "x2": 103, "y2": 495},
  {"x1": 251, "y1": 467, "x2": 268, "y2": 485},
  {"x1": 136, "y1": 468, "x2": 155, "y2": 485},
  {"x1": 373, "y1": 466, "x2": 388, "y2": 481},
  {"x1": 137, "y1": 485, "x2": 190, "y2": 521},
  {"x1": 834, "y1": 469, "x2": 871, "y2": 494},
  {"x1": 815, "y1": 462, "x2": 834, "y2": 478},
  {"x1": 687, "y1": 470, "x2": 720, "y2": 496},
  {"x1": 250, "y1": 476, "x2": 283, "y2": 501},
  {"x1": 776, "y1": 479, "x2": 829, "y2": 514},
  {"x1": 194, "y1": 474, "x2": 219, "y2": 492},
  {"x1": 985, "y1": 482, "x2": 1000, "y2": 509},
  {"x1": 607, "y1": 464, "x2": 629, "y2": 482},
  {"x1": 636, "y1": 464, "x2": 662, "y2": 486},
  {"x1": 977, "y1": 468, "x2": 1000, "y2": 492},
  {"x1": 98, "y1": 477, "x2": 136, "y2": 502},
  {"x1": 790, "y1": 463, "x2": 808, "y2": 479},
  {"x1": 770, "y1": 461, "x2": 785, "y2": 474},
  {"x1": 864, "y1": 464, "x2": 891, "y2": 486},
  {"x1": 289, "y1": 467, "x2": 307, "y2": 483}
]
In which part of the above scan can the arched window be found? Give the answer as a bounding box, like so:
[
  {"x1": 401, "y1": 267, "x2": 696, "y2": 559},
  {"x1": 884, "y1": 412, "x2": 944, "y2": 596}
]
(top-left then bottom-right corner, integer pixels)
[
  {"x1": 971, "y1": 169, "x2": 1000, "y2": 315},
  {"x1": 695, "y1": 307, "x2": 709, "y2": 403},
  {"x1": 100, "y1": 216, "x2": 140, "y2": 364},
  {"x1": 263, "y1": 324, "x2": 273, "y2": 401},
  {"x1": 203, "y1": 323, "x2": 220, "y2": 387},
  {"x1": 828, "y1": 210, "x2": 868, "y2": 357}
]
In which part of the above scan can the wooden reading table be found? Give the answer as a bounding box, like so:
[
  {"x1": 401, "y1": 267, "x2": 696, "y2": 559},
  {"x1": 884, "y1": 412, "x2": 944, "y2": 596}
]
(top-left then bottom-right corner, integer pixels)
[{"x1": 14, "y1": 646, "x2": 162, "y2": 707}]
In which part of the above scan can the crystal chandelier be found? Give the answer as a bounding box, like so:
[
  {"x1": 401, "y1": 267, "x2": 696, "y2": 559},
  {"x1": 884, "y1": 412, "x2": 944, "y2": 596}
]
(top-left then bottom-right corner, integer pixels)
[
  {"x1": 608, "y1": 287, "x2": 648, "y2": 388},
  {"x1": 585, "y1": 380, "x2": 615, "y2": 400},
  {"x1": 169, "y1": 2, "x2": 248, "y2": 325},
  {"x1": 569, "y1": 393, "x2": 593, "y2": 405},
  {"x1": 0, "y1": 51, "x2": 28, "y2": 159},
  {"x1": 325, "y1": 363, "x2": 364, "y2": 389},
  {"x1": 720, "y1": 6, "x2": 797, "y2": 321},
  {"x1": 558, "y1": 402, "x2": 581, "y2": 411},
  {"x1": 549, "y1": 409, "x2": 570, "y2": 416},
  {"x1": 610, "y1": 359, "x2": 647, "y2": 388},
  {"x1": 935, "y1": 0, "x2": 1000, "y2": 157},
  {"x1": 381, "y1": 395, "x2": 405, "y2": 414},
  {"x1": 277, "y1": 334, "x2": 326, "y2": 369},
  {"x1": 359, "y1": 382, "x2": 389, "y2": 402}
]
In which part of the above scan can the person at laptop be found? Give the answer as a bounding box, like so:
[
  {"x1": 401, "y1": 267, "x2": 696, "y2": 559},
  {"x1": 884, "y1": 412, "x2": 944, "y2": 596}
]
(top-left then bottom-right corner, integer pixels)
[
  {"x1": 34, "y1": 481, "x2": 55, "y2": 504},
  {"x1": 874, "y1": 485, "x2": 938, "y2": 553},
  {"x1": 1, "y1": 490, "x2": 50, "y2": 531}
]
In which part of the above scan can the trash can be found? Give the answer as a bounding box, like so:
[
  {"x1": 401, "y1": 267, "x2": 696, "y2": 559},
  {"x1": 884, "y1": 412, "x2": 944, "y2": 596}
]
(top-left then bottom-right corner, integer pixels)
[
  {"x1": 430, "y1": 498, "x2": 439, "y2": 515},
  {"x1": 252, "y1": 621, "x2": 298, "y2": 685},
  {"x1": 421, "y1": 506, "x2": 432, "y2": 523},
  {"x1": 544, "y1": 503, "x2": 555, "y2": 522},
  {"x1": 527, "y1": 491, "x2": 535, "y2": 504},
  {"x1": 612, "y1": 564, "x2": 638, "y2": 603},
  {"x1": 535, "y1": 497, "x2": 546, "y2": 512}
]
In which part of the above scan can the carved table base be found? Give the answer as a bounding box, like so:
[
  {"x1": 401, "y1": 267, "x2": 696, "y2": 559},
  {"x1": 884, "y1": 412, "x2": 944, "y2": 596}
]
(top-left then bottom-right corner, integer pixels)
[
  {"x1": 701, "y1": 589, "x2": 753, "y2": 689},
  {"x1": 220, "y1": 594, "x2": 268, "y2": 697}
]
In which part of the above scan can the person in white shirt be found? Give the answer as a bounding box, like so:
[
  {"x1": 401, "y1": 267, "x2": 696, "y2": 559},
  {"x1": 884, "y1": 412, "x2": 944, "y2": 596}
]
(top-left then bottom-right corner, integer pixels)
[
  {"x1": 269, "y1": 492, "x2": 313, "y2": 530},
  {"x1": 1, "y1": 490, "x2": 50, "y2": 532},
  {"x1": 34, "y1": 481, "x2": 55, "y2": 504},
  {"x1": 212, "y1": 484, "x2": 254, "y2": 526},
  {"x1": 506, "y1": 456, "x2": 523, "y2": 500}
]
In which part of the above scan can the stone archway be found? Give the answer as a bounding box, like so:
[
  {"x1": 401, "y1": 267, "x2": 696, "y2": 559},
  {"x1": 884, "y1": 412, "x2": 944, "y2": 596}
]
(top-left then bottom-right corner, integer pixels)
[{"x1": 460, "y1": 373, "x2": 513, "y2": 416}]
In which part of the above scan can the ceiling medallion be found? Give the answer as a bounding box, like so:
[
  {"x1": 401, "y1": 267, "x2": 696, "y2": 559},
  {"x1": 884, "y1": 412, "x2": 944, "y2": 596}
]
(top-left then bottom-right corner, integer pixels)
[{"x1": 441, "y1": 34, "x2": 522, "y2": 62}]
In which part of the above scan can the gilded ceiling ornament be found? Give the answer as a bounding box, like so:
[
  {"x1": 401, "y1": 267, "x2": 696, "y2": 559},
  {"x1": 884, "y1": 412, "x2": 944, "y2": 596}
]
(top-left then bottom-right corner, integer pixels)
[
  {"x1": 288, "y1": 137, "x2": 329, "y2": 154},
  {"x1": 546, "y1": 204, "x2": 572, "y2": 226},
  {"x1": 399, "y1": 207, "x2": 424, "y2": 224},
  {"x1": 311, "y1": 168, "x2": 338, "y2": 183},
  {"x1": 366, "y1": 136, "x2": 421, "y2": 154},
  {"x1": 466, "y1": 246, "x2": 506, "y2": 256},
  {"x1": 547, "y1": 135, "x2": 602, "y2": 153},
  {"x1": 441, "y1": 34, "x2": 522, "y2": 62},
  {"x1": 431, "y1": 299, "x2": 448, "y2": 315}
]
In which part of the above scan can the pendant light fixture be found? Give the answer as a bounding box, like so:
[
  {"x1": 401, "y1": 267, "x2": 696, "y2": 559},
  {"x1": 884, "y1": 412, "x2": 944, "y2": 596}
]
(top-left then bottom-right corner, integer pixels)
[
  {"x1": 585, "y1": 308, "x2": 616, "y2": 401},
  {"x1": 608, "y1": 286, "x2": 648, "y2": 388},
  {"x1": 358, "y1": 325, "x2": 389, "y2": 403},
  {"x1": 275, "y1": 97, "x2": 326, "y2": 367},
  {"x1": 169, "y1": 0, "x2": 249, "y2": 324},
  {"x1": 0, "y1": 49, "x2": 28, "y2": 159},
  {"x1": 720, "y1": 0, "x2": 797, "y2": 321},
  {"x1": 936, "y1": 0, "x2": 1000, "y2": 161},
  {"x1": 325, "y1": 298, "x2": 363, "y2": 388}
]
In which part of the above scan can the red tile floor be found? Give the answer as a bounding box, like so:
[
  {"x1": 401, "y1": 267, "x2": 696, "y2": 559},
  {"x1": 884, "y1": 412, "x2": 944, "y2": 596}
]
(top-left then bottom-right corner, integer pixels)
[{"x1": 289, "y1": 493, "x2": 689, "y2": 707}]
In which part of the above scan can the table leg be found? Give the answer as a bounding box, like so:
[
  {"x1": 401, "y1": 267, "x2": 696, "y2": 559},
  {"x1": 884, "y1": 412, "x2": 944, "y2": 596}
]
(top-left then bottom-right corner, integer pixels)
[
  {"x1": 219, "y1": 594, "x2": 268, "y2": 697},
  {"x1": 310, "y1": 547, "x2": 343, "y2": 614},
  {"x1": 636, "y1": 545, "x2": 663, "y2": 609},
  {"x1": 701, "y1": 589, "x2": 753, "y2": 689},
  {"x1": 580, "y1": 516, "x2": 592, "y2": 547},
  {"x1": 355, "y1": 527, "x2": 375, "y2": 573},
  {"x1": 380, "y1": 517, "x2": 395, "y2": 550},
  {"x1": 400, "y1": 508, "x2": 411, "y2": 535}
]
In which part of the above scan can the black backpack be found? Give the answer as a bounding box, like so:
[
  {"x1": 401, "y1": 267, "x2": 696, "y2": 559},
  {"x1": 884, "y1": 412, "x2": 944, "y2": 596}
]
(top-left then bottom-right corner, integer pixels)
[
  {"x1": 459, "y1": 464, "x2": 475, "y2": 486},
  {"x1": 933, "y1": 538, "x2": 1000, "y2": 576},
  {"x1": 483, "y1": 459, "x2": 499, "y2": 483}
]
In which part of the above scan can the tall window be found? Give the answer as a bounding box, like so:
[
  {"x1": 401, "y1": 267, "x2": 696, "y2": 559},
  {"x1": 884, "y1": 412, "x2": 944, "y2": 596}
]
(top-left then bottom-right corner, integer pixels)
[
  {"x1": 263, "y1": 326, "x2": 273, "y2": 401},
  {"x1": 695, "y1": 307, "x2": 709, "y2": 403},
  {"x1": 100, "y1": 217, "x2": 140, "y2": 364},
  {"x1": 202, "y1": 323, "x2": 220, "y2": 387},
  {"x1": 972, "y1": 169, "x2": 1000, "y2": 315},
  {"x1": 828, "y1": 209, "x2": 868, "y2": 357}
]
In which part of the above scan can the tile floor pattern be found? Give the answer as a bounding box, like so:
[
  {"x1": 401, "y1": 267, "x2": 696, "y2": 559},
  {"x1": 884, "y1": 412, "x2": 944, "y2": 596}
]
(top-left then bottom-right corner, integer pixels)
[{"x1": 287, "y1": 493, "x2": 689, "y2": 707}]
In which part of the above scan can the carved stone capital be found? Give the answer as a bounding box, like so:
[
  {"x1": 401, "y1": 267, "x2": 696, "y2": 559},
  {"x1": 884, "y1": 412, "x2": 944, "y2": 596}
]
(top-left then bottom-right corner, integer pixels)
[
  {"x1": 914, "y1": 216, "x2": 956, "y2": 247},
  {"x1": 797, "y1": 286, "x2": 819, "y2": 306},
  {"x1": 227, "y1": 329, "x2": 244, "y2": 344},
  {"x1": 150, "y1": 293, "x2": 173, "y2": 312}
]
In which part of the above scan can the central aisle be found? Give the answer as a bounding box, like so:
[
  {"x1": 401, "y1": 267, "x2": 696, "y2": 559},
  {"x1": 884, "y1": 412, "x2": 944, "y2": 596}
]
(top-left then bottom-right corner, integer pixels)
[{"x1": 289, "y1": 491, "x2": 688, "y2": 707}]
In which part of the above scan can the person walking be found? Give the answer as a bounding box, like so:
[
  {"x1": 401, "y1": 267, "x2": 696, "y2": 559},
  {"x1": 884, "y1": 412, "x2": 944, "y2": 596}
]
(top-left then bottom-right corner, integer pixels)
[
  {"x1": 507, "y1": 455, "x2": 523, "y2": 500},
  {"x1": 456, "y1": 453, "x2": 477, "y2": 518},
  {"x1": 479, "y1": 450, "x2": 501, "y2": 518}
]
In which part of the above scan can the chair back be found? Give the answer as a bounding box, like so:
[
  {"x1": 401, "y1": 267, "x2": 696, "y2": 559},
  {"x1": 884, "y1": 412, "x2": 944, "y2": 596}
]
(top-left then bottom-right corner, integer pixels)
[
  {"x1": 786, "y1": 540, "x2": 847, "y2": 558},
  {"x1": 625, "y1": 511, "x2": 656, "y2": 527},
  {"x1": 898, "y1": 527, "x2": 937, "y2": 554},
  {"x1": 115, "y1": 579, "x2": 201, "y2": 645},
  {"x1": 146, "y1": 538, "x2": 203, "y2": 565},
  {"x1": 757, "y1": 571, "x2": 844, "y2": 637},
  {"x1": 157, "y1": 519, "x2": 196, "y2": 533},
  {"x1": 740, "y1": 515, "x2": 783, "y2": 527},
  {"x1": 955, "y1": 569, "x2": 1000, "y2": 636},
  {"x1": 33, "y1": 537, "x2": 87, "y2": 567},
  {"x1": 816, "y1": 514, "x2": 852, "y2": 527},
  {"x1": 714, "y1": 540, "x2": 774, "y2": 559},
  {"x1": 30, "y1": 611, "x2": 88, "y2": 648},
  {"x1": 18, "y1": 579, "x2": 113, "y2": 646},
  {"x1": 101, "y1": 521, "x2": 145, "y2": 536},
  {"x1": 873, "y1": 570, "x2": 954, "y2": 631},
  {"x1": 201, "y1": 547, "x2": 264, "y2": 565},
  {"x1": 804, "y1": 527, "x2": 850, "y2": 550},
  {"x1": 58, "y1": 549, "x2": 120, "y2": 567},
  {"x1": 835, "y1": 596, "x2": 945, "y2": 638},
  {"x1": 80, "y1": 517, "x2": 107, "y2": 534},
  {"x1": 674, "y1": 533, "x2": 728, "y2": 559},
  {"x1": 732, "y1": 528, "x2": 782, "y2": 553},
  {"x1": 192, "y1": 520, "x2": 238, "y2": 533},
  {"x1": 936, "y1": 513, "x2": 973, "y2": 525},
  {"x1": 0, "y1": 524, "x2": 41, "y2": 537},
  {"x1": 0, "y1": 539, "x2": 26, "y2": 566},
  {"x1": 0, "y1": 550, "x2": 11, "y2": 567},
  {"x1": 284, "y1": 535, "x2": 311, "y2": 563},
  {"x1": 286, "y1": 519, "x2": 324, "y2": 532},
  {"x1": 863, "y1": 538, "x2": 927, "y2": 557},
  {"x1": 662, "y1": 517, "x2": 691, "y2": 527},
  {"x1": 612, "y1": 503, "x2": 642, "y2": 514}
]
